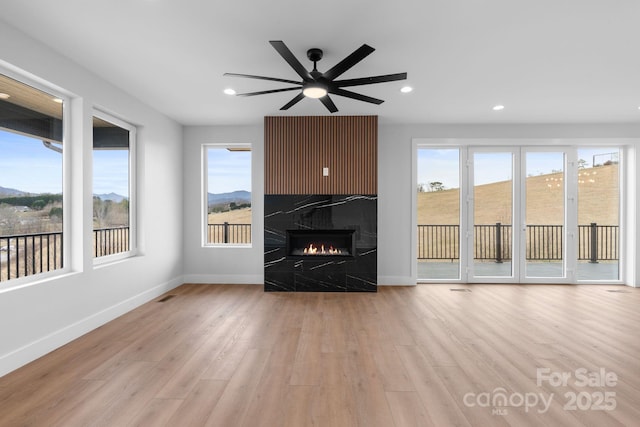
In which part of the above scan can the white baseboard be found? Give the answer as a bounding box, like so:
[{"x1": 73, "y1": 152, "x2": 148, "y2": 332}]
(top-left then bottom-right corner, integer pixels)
[
  {"x1": 183, "y1": 274, "x2": 416, "y2": 287},
  {"x1": 378, "y1": 276, "x2": 416, "y2": 286},
  {"x1": 0, "y1": 276, "x2": 184, "y2": 378},
  {"x1": 182, "y1": 274, "x2": 263, "y2": 285}
]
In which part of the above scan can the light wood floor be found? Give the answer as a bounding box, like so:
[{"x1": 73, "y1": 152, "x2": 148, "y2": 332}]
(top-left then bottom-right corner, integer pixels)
[{"x1": 1, "y1": 284, "x2": 639, "y2": 427}]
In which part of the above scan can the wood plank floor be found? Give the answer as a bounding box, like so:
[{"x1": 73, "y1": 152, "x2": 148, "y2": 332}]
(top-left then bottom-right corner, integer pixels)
[{"x1": 1, "y1": 283, "x2": 639, "y2": 426}]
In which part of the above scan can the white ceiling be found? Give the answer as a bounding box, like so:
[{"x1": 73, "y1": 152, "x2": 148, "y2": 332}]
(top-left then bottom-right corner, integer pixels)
[{"x1": 2, "y1": 0, "x2": 640, "y2": 126}]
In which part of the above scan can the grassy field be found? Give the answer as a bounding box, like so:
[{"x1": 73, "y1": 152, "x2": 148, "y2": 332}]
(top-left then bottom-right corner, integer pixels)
[
  {"x1": 206, "y1": 166, "x2": 619, "y2": 227},
  {"x1": 418, "y1": 164, "x2": 619, "y2": 226},
  {"x1": 209, "y1": 164, "x2": 619, "y2": 225},
  {"x1": 208, "y1": 207, "x2": 252, "y2": 225}
]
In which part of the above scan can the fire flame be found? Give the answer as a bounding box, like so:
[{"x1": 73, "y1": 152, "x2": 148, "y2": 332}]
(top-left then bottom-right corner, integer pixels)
[{"x1": 302, "y1": 243, "x2": 341, "y2": 255}]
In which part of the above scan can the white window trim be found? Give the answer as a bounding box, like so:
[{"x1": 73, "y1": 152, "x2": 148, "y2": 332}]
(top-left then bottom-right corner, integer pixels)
[
  {"x1": 92, "y1": 109, "x2": 137, "y2": 265},
  {"x1": 0, "y1": 64, "x2": 72, "y2": 291},
  {"x1": 201, "y1": 143, "x2": 253, "y2": 248}
]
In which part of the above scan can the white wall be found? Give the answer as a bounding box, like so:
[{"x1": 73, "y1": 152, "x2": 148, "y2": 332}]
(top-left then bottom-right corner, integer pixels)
[
  {"x1": 183, "y1": 123, "x2": 640, "y2": 287},
  {"x1": 182, "y1": 125, "x2": 264, "y2": 284},
  {"x1": 0, "y1": 23, "x2": 184, "y2": 376}
]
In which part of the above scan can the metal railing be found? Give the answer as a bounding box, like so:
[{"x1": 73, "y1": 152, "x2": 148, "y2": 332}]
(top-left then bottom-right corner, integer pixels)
[
  {"x1": 578, "y1": 223, "x2": 619, "y2": 262},
  {"x1": 93, "y1": 226, "x2": 130, "y2": 257},
  {"x1": 1, "y1": 226, "x2": 133, "y2": 282},
  {"x1": 0, "y1": 232, "x2": 63, "y2": 282},
  {"x1": 207, "y1": 223, "x2": 251, "y2": 244},
  {"x1": 418, "y1": 223, "x2": 618, "y2": 262},
  {"x1": 417, "y1": 224, "x2": 460, "y2": 261},
  {"x1": 475, "y1": 223, "x2": 513, "y2": 262}
]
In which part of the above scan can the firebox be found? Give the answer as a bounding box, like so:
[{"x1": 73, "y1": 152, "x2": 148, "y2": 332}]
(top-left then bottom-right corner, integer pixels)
[{"x1": 286, "y1": 229, "x2": 356, "y2": 259}]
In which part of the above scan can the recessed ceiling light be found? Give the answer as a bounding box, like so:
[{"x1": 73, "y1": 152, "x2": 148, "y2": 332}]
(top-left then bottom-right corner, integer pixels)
[
  {"x1": 0, "y1": 93, "x2": 10, "y2": 99},
  {"x1": 493, "y1": 105, "x2": 505, "y2": 111},
  {"x1": 52, "y1": 97, "x2": 64, "y2": 104},
  {"x1": 400, "y1": 86, "x2": 413, "y2": 93},
  {"x1": 223, "y1": 88, "x2": 236, "y2": 95}
]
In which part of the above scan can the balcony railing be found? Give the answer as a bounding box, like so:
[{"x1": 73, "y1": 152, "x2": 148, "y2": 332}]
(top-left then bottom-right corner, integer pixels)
[
  {"x1": 1, "y1": 232, "x2": 63, "y2": 282},
  {"x1": 94, "y1": 226, "x2": 130, "y2": 257},
  {"x1": 418, "y1": 223, "x2": 619, "y2": 262},
  {"x1": 207, "y1": 223, "x2": 251, "y2": 244},
  {"x1": 2, "y1": 223, "x2": 617, "y2": 282},
  {"x1": 1, "y1": 227, "x2": 132, "y2": 282}
]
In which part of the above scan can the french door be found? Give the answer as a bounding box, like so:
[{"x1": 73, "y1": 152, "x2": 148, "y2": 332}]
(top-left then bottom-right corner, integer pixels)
[
  {"x1": 417, "y1": 144, "x2": 622, "y2": 283},
  {"x1": 468, "y1": 147, "x2": 572, "y2": 283}
]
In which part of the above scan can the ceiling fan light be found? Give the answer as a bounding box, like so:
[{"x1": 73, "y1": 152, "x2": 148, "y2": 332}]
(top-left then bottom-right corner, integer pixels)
[{"x1": 303, "y1": 85, "x2": 328, "y2": 99}]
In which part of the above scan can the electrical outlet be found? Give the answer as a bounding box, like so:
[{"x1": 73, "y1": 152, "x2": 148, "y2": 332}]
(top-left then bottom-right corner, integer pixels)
[{"x1": 323, "y1": 167, "x2": 329, "y2": 176}]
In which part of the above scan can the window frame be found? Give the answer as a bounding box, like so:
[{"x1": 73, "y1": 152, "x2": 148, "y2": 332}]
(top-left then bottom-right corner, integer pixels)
[
  {"x1": 412, "y1": 138, "x2": 629, "y2": 285},
  {"x1": 201, "y1": 143, "x2": 253, "y2": 248},
  {"x1": 92, "y1": 108, "x2": 137, "y2": 265},
  {"x1": 0, "y1": 64, "x2": 71, "y2": 290}
]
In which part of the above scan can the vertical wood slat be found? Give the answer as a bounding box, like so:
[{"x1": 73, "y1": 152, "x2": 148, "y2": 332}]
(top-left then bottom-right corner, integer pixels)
[{"x1": 264, "y1": 116, "x2": 377, "y2": 195}]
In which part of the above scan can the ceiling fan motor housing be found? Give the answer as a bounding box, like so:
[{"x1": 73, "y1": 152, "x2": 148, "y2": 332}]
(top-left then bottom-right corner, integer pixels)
[{"x1": 307, "y1": 48, "x2": 323, "y2": 63}]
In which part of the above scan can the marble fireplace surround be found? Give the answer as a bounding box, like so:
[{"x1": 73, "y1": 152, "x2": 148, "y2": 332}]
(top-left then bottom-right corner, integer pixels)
[{"x1": 264, "y1": 194, "x2": 377, "y2": 292}]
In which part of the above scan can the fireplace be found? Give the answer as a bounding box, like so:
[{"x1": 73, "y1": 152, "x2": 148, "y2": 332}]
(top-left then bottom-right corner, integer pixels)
[
  {"x1": 264, "y1": 194, "x2": 377, "y2": 292},
  {"x1": 286, "y1": 229, "x2": 355, "y2": 258}
]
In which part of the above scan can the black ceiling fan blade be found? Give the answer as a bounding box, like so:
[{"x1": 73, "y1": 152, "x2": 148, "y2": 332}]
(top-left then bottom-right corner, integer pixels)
[
  {"x1": 322, "y1": 44, "x2": 375, "y2": 81},
  {"x1": 269, "y1": 40, "x2": 313, "y2": 81},
  {"x1": 319, "y1": 95, "x2": 338, "y2": 113},
  {"x1": 224, "y1": 73, "x2": 302, "y2": 86},
  {"x1": 280, "y1": 92, "x2": 306, "y2": 110},
  {"x1": 330, "y1": 88, "x2": 384, "y2": 105},
  {"x1": 333, "y1": 72, "x2": 407, "y2": 88},
  {"x1": 236, "y1": 87, "x2": 301, "y2": 97}
]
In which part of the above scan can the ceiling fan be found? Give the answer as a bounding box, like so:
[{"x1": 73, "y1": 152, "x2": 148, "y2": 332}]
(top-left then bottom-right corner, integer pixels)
[{"x1": 224, "y1": 40, "x2": 407, "y2": 113}]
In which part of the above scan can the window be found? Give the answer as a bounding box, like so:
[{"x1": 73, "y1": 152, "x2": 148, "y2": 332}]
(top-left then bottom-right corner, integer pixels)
[
  {"x1": 203, "y1": 145, "x2": 252, "y2": 246},
  {"x1": 416, "y1": 148, "x2": 461, "y2": 280},
  {"x1": 576, "y1": 148, "x2": 620, "y2": 281},
  {"x1": 415, "y1": 141, "x2": 624, "y2": 284},
  {"x1": 92, "y1": 112, "x2": 135, "y2": 259},
  {"x1": 0, "y1": 72, "x2": 66, "y2": 283}
]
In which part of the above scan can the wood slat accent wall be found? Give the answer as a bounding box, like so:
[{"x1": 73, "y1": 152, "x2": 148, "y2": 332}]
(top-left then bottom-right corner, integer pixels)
[{"x1": 265, "y1": 115, "x2": 377, "y2": 195}]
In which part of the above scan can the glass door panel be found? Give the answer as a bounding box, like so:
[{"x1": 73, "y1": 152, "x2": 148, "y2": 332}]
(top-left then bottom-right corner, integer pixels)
[
  {"x1": 576, "y1": 148, "x2": 620, "y2": 280},
  {"x1": 524, "y1": 151, "x2": 566, "y2": 278},
  {"x1": 416, "y1": 148, "x2": 461, "y2": 280},
  {"x1": 471, "y1": 151, "x2": 514, "y2": 279}
]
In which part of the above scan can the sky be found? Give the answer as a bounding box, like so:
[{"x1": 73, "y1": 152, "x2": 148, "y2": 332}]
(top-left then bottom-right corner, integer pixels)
[
  {"x1": 207, "y1": 148, "x2": 251, "y2": 194},
  {"x1": 0, "y1": 129, "x2": 129, "y2": 196},
  {"x1": 2, "y1": 129, "x2": 616, "y2": 197},
  {"x1": 417, "y1": 147, "x2": 619, "y2": 189}
]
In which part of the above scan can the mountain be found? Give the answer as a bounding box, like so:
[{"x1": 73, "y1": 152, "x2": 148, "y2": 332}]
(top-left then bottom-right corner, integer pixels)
[
  {"x1": 208, "y1": 190, "x2": 251, "y2": 206},
  {"x1": 94, "y1": 192, "x2": 127, "y2": 203},
  {"x1": 0, "y1": 186, "x2": 29, "y2": 198}
]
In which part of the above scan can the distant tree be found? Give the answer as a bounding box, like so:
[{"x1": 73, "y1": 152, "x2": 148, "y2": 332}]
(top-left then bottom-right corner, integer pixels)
[
  {"x1": 49, "y1": 207, "x2": 63, "y2": 219},
  {"x1": 577, "y1": 158, "x2": 587, "y2": 169},
  {"x1": 417, "y1": 183, "x2": 427, "y2": 193},
  {"x1": 429, "y1": 181, "x2": 445, "y2": 192},
  {"x1": 32, "y1": 199, "x2": 46, "y2": 210}
]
